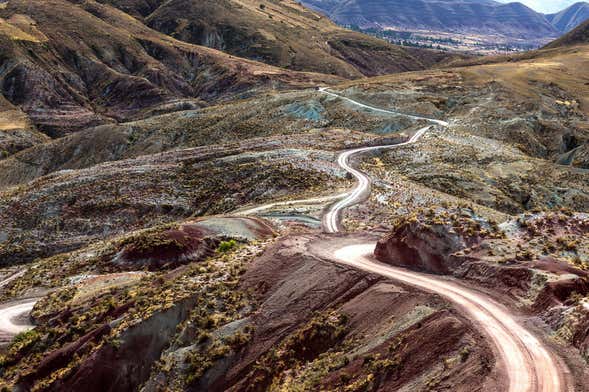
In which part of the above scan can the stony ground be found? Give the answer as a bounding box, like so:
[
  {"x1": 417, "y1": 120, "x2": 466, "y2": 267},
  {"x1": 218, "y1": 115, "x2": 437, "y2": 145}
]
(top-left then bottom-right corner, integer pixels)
[{"x1": 1, "y1": 34, "x2": 589, "y2": 391}]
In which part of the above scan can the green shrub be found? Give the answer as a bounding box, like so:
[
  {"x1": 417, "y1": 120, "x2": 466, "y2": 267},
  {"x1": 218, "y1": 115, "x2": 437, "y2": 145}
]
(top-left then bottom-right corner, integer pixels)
[
  {"x1": 218, "y1": 240, "x2": 237, "y2": 253},
  {"x1": 8, "y1": 329, "x2": 41, "y2": 355}
]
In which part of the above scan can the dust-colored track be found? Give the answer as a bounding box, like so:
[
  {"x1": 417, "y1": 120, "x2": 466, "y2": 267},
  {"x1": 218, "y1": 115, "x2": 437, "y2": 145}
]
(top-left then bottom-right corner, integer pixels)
[
  {"x1": 0, "y1": 270, "x2": 36, "y2": 341},
  {"x1": 245, "y1": 88, "x2": 568, "y2": 391},
  {"x1": 332, "y1": 244, "x2": 566, "y2": 392}
]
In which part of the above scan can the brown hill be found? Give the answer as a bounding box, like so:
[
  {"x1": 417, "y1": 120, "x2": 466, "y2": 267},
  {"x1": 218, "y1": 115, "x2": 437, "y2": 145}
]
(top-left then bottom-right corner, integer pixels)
[
  {"x1": 101, "y1": 0, "x2": 457, "y2": 78},
  {"x1": 0, "y1": 94, "x2": 48, "y2": 157},
  {"x1": 0, "y1": 0, "x2": 340, "y2": 141},
  {"x1": 545, "y1": 18, "x2": 589, "y2": 48}
]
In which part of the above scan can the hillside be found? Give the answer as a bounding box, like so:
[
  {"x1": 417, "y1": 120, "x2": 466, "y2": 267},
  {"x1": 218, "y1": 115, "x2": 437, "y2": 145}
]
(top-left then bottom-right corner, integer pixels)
[
  {"x1": 0, "y1": 0, "x2": 343, "y2": 145},
  {"x1": 0, "y1": 0, "x2": 459, "y2": 156},
  {"x1": 1, "y1": 0, "x2": 589, "y2": 390},
  {"x1": 101, "y1": 0, "x2": 455, "y2": 78},
  {"x1": 304, "y1": 0, "x2": 559, "y2": 39},
  {"x1": 1, "y1": 42, "x2": 589, "y2": 389},
  {"x1": 547, "y1": 2, "x2": 589, "y2": 33},
  {"x1": 0, "y1": 94, "x2": 48, "y2": 157},
  {"x1": 545, "y1": 16, "x2": 589, "y2": 47}
]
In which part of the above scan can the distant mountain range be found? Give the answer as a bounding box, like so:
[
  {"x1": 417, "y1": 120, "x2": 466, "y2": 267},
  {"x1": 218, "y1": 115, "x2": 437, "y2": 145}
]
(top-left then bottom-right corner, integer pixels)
[
  {"x1": 303, "y1": 0, "x2": 589, "y2": 40},
  {"x1": 545, "y1": 13, "x2": 589, "y2": 47},
  {"x1": 547, "y1": 2, "x2": 589, "y2": 32}
]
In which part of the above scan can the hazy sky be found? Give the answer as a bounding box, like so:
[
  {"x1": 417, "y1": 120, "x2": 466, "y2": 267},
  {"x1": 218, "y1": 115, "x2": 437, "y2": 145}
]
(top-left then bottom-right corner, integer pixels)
[{"x1": 498, "y1": 0, "x2": 581, "y2": 13}]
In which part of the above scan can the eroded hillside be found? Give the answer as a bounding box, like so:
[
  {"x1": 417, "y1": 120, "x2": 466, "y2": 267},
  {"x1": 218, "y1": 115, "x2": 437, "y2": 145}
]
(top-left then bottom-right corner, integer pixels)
[
  {"x1": 1, "y1": 2, "x2": 589, "y2": 392},
  {"x1": 101, "y1": 0, "x2": 460, "y2": 78}
]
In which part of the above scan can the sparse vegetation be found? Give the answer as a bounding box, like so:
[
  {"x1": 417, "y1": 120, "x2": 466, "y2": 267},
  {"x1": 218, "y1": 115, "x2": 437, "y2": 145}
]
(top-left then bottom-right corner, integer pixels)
[
  {"x1": 218, "y1": 239, "x2": 238, "y2": 253},
  {"x1": 1, "y1": 1, "x2": 589, "y2": 389}
]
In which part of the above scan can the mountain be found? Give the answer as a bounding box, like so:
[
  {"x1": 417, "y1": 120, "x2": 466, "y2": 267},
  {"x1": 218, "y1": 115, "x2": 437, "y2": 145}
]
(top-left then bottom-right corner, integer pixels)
[
  {"x1": 99, "y1": 0, "x2": 457, "y2": 79},
  {"x1": 0, "y1": 0, "x2": 347, "y2": 138},
  {"x1": 545, "y1": 17, "x2": 589, "y2": 47},
  {"x1": 546, "y1": 2, "x2": 589, "y2": 32},
  {"x1": 0, "y1": 0, "x2": 457, "y2": 156},
  {"x1": 303, "y1": 0, "x2": 559, "y2": 39},
  {"x1": 304, "y1": 0, "x2": 589, "y2": 43}
]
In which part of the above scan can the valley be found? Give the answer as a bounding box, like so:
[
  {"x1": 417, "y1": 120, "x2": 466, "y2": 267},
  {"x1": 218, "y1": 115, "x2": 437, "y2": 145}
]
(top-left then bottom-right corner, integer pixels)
[
  {"x1": 0, "y1": 0, "x2": 588, "y2": 391},
  {"x1": 305, "y1": 0, "x2": 589, "y2": 53}
]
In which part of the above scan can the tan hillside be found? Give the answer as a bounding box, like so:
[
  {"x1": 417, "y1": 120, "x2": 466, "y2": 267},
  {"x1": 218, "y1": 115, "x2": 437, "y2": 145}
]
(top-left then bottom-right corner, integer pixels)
[
  {"x1": 101, "y1": 0, "x2": 462, "y2": 78},
  {"x1": 0, "y1": 0, "x2": 341, "y2": 140}
]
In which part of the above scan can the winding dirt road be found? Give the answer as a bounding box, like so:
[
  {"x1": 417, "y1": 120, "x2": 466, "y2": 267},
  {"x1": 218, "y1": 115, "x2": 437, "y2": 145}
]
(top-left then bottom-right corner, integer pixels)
[
  {"x1": 322, "y1": 125, "x2": 431, "y2": 233},
  {"x1": 238, "y1": 88, "x2": 443, "y2": 222},
  {"x1": 334, "y1": 244, "x2": 564, "y2": 392},
  {"x1": 0, "y1": 88, "x2": 570, "y2": 390},
  {"x1": 319, "y1": 87, "x2": 445, "y2": 232},
  {"x1": 0, "y1": 271, "x2": 36, "y2": 342},
  {"x1": 249, "y1": 88, "x2": 569, "y2": 391}
]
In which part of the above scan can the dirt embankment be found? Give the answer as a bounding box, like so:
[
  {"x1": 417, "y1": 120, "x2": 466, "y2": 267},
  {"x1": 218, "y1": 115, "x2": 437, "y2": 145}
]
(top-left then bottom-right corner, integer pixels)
[
  {"x1": 8, "y1": 233, "x2": 496, "y2": 391},
  {"x1": 156, "y1": 234, "x2": 498, "y2": 392},
  {"x1": 375, "y1": 208, "x2": 589, "y2": 361}
]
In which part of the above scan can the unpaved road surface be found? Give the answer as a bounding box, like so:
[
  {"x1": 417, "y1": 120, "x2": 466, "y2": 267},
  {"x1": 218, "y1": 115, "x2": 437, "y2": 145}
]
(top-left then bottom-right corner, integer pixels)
[
  {"x1": 245, "y1": 88, "x2": 569, "y2": 391},
  {"x1": 318, "y1": 87, "x2": 445, "y2": 232},
  {"x1": 318, "y1": 87, "x2": 449, "y2": 127},
  {"x1": 332, "y1": 243, "x2": 567, "y2": 392},
  {"x1": 322, "y1": 125, "x2": 431, "y2": 233},
  {"x1": 0, "y1": 270, "x2": 36, "y2": 343},
  {"x1": 0, "y1": 87, "x2": 571, "y2": 391},
  {"x1": 0, "y1": 300, "x2": 36, "y2": 336}
]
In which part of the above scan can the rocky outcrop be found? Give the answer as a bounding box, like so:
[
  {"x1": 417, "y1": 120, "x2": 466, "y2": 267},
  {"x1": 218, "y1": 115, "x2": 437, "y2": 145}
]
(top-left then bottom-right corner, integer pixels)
[
  {"x1": 571, "y1": 313, "x2": 589, "y2": 360},
  {"x1": 375, "y1": 209, "x2": 589, "y2": 308},
  {"x1": 559, "y1": 143, "x2": 589, "y2": 169},
  {"x1": 375, "y1": 208, "x2": 492, "y2": 274},
  {"x1": 112, "y1": 217, "x2": 275, "y2": 271},
  {"x1": 375, "y1": 209, "x2": 589, "y2": 366},
  {"x1": 113, "y1": 228, "x2": 219, "y2": 271}
]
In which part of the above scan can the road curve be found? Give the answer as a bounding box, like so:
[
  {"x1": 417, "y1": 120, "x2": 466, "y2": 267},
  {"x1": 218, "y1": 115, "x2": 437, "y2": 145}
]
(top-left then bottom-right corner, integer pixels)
[
  {"x1": 236, "y1": 194, "x2": 343, "y2": 216},
  {"x1": 322, "y1": 125, "x2": 430, "y2": 233},
  {"x1": 333, "y1": 244, "x2": 565, "y2": 392},
  {"x1": 318, "y1": 87, "x2": 449, "y2": 127},
  {"x1": 238, "y1": 89, "x2": 447, "y2": 221},
  {"x1": 317, "y1": 88, "x2": 567, "y2": 391},
  {"x1": 0, "y1": 300, "x2": 36, "y2": 336},
  {"x1": 0, "y1": 271, "x2": 36, "y2": 342},
  {"x1": 319, "y1": 87, "x2": 444, "y2": 233},
  {"x1": 239, "y1": 87, "x2": 567, "y2": 391}
]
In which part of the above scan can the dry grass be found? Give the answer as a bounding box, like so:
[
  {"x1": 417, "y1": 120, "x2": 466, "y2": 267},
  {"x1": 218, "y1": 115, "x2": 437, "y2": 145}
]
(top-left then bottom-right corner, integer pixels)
[
  {"x1": 0, "y1": 18, "x2": 41, "y2": 42},
  {"x1": 459, "y1": 48, "x2": 589, "y2": 111},
  {"x1": 0, "y1": 109, "x2": 29, "y2": 130}
]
